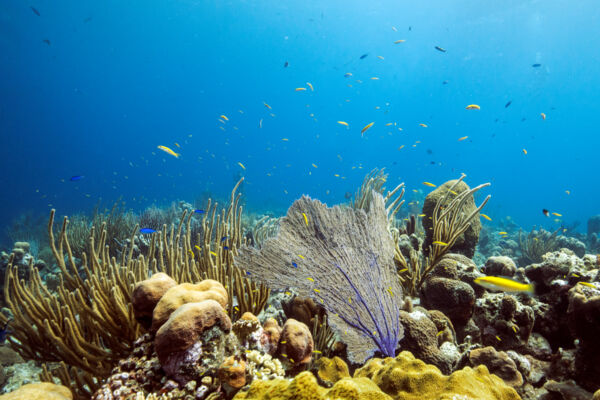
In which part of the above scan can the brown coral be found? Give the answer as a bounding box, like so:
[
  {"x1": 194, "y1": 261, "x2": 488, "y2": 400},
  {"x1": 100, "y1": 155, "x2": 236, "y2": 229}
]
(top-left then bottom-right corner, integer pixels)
[
  {"x1": 278, "y1": 318, "x2": 314, "y2": 366},
  {"x1": 219, "y1": 356, "x2": 247, "y2": 389},
  {"x1": 0, "y1": 383, "x2": 72, "y2": 400},
  {"x1": 132, "y1": 273, "x2": 177, "y2": 329}
]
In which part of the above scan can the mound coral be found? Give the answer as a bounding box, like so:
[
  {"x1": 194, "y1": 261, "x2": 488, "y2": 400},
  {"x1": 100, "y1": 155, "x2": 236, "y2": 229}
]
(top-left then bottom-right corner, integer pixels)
[{"x1": 0, "y1": 383, "x2": 72, "y2": 400}]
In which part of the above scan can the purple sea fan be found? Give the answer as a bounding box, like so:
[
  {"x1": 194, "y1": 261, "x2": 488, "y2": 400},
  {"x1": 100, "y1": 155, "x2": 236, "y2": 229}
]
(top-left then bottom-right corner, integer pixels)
[{"x1": 236, "y1": 192, "x2": 404, "y2": 363}]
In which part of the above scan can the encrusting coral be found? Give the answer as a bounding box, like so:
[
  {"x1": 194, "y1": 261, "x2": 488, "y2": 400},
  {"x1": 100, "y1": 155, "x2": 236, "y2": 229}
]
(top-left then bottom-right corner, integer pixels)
[{"x1": 236, "y1": 192, "x2": 404, "y2": 364}]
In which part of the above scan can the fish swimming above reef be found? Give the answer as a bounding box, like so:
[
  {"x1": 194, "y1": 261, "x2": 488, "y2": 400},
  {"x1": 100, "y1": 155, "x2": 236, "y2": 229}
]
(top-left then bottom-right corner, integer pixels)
[
  {"x1": 542, "y1": 209, "x2": 550, "y2": 217},
  {"x1": 140, "y1": 228, "x2": 157, "y2": 234},
  {"x1": 505, "y1": 100, "x2": 512, "y2": 108},
  {"x1": 474, "y1": 276, "x2": 534, "y2": 294},
  {"x1": 435, "y1": 46, "x2": 446, "y2": 52},
  {"x1": 359, "y1": 53, "x2": 369, "y2": 59},
  {"x1": 157, "y1": 145, "x2": 180, "y2": 158},
  {"x1": 70, "y1": 175, "x2": 84, "y2": 181},
  {"x1": 532, "y1": 63, "x2": 541, "y2": 67}
]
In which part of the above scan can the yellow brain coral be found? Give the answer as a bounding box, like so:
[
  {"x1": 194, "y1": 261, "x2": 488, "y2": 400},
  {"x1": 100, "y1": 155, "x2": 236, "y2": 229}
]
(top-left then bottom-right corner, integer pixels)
[
  {"x1": 354, "y1": 351, "x2": 521, "y2": 400},
  {"x1": 234, "y1": 352, "x2": 521, "y2": 400}
]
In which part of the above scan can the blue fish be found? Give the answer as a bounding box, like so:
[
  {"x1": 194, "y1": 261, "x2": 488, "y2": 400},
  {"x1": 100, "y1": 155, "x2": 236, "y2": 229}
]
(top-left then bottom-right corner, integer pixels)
[
  {"x1": 70, "y1": 175, "x2": 84, "y2": 181},
  {"x1": 359, "y1": 53, "x2": 369, "y2": 59},
  {"x1": 220, "y1": 236, "x2": 228, "y2": 242},
  {"x1": 246, "y1": 271, "x2": 251, "y2": 276},
  {"x1": 532, "y1": 63, "x2": 541, "y2": 67},
  {"x1": 292, "y1": 262, "x2": 298, "y2": 268},
  {"x1": 194, "y1": 209, "x2": 205, "y2": 214},
  {"x1": 140, "y1": 228, "x2": 157, "y2": 234},
  {"x1": 223, "y1": 246, "x2": 229, "y2": 250}
]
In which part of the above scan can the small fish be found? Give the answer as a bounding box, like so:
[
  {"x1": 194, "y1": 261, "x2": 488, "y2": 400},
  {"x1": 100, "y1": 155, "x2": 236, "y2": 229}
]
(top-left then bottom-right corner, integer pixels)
[
  {"x1": 377, "y1": 55, "x2": 384, "y2": 60},
  {"x1": 306, "y1": 82, "x2": 314, "y2": 91},
  {"x1": 465, "y1": 104, "x2": 480, "y2": 110},
  {"x1": 195, "y1": 245, "x2": 202, "y2": 251},
  {"x1": 422, "y1": 182, "x2": 436, "y2": 187},
  {"x1": 474, "y1": 276, "x2": 534, "y2": 294},
  {"x1": 532, "y1": 63, "x2": 541, "y2": 68},
  {"x1": 194, "y1": 209, "x2": 205, "y2": 214},
  {"x1": 552, "y1": 212, "x2": 562, "y2": 217},
  {"x1": 246, "y1": 271, "x2": 251, "y2": 276},
  {"x1": 480, "y1": 214, "x2": 492, "y2": 221},
  {"x1": 419, "y1": 123, "x2": 428, "y2": 127},
  {"x1": 307, "y1": 277, "x2": 314, "y2": 282},
  {"x1": 157, "y1": 145, "x2": 180, "y2": 158},
  {"x1": 30, "y1": 6, "x2": 40, "y2": 16},
  {"x1": 394, "y1": 39, "x2": 405, "y2": 44},
  {"x1": 210, "y1": 251, "x2": 217, "y2": 256},
  {"x1": 292, "y1": 262, "x2": 298, "y2": 268},
  {"x1": 70, "y1": 175, "x2": 84, "y2": 181},
  {"x1": 220, "y1": 115, "x2": 228, "y2": 121},
  {"x1": 498, "y1": 231, "x2": 508, "y2": 235},
  {"x1": 578, "y1": 281, "x2": 598, "y2": 289},
  {"x1": 359, "y1": 53, "x2": 369, "y2": 59},
  {"x1": 284, "y1": 61, "x2": 289, "y2": 68},
  {"x1": 442, "y1": 80, "x2": 448, "y2": 85},
  {"x1": 397, "y1": 145, "x2": 405, "y2": 150},
  {"x1": 238, "y1": 162, "x2": 246, "y2": 170},
  {"x1": 295, "y1": 87, "x2": 307, "y2": 91},
  {"x1": 263, "y1": 102, "x2": 272, "y2": 109},
  {"x1": 140, "y1": 228, "x2": 157, "y2": 234},
  {"x1": 337, "y1": 121, "x2": 349, "y2": 127},
  {"x1": 496, "y1": 336, "x2": 502, "y2": 341},
  {"x1": 522, "y1": 148, "x2": 527, "y2": 155},
  {"x1": 542, "y1": 209, "x2": 550, "y2": 217},
  {"x1": 361, "y1": 122, "x2": 374, "y2": 136},
  {"x1": 314, "y1": 288, "x2": 321, "y2": 293},
  {"x1": 458, "y1": 136, "x2": 468, "y2": 141},
  {"x1": 188, "y1": 249, "x2": 195, "y2": 258},
  {"x1": 220, "y1": 236, "x2": 228, "y2": 242},
  {"x1": 313, "y1": 350, "x2": 322, "y2": 354},
  {"x1": 302, "y1": 212, "x2": 309, "y2": 226},
  {"x1": 505, "y1": 101, "x2": 512, "y2": 108},
  {"x1": 344, "y1": 72, "x2": 352, "y2": 78},
  {"x1": 223, "y1": 246, "x2": 229, "y2": 250},
  {"x1": 435, "y1": 46, "x2": 446, "y2": 52},
  {"x1": 540, "y1": 112, "x2": 546, "y2": 120},
  {"x1": 298, "y1": 254, "x2": 305, "y2": 259},
  {"x1": 43, "y1": 39, "x2": 50, "y2": 45},
  {"x1": 432, "y1": 241, "x2": 449, "y2": 246},
  {"x1": 565, "y1": 190, "x2": 570, "y2": 195},
  {"x1": 259, "y1": 118, "x2": 263, "y2": 128}
]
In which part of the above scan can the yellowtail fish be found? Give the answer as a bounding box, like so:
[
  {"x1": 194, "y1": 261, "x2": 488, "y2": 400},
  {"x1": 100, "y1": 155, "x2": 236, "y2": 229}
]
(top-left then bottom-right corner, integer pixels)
[
  {"x1": 397, "y1": 145, "x2": 405, "y2": 150},
  {"x1": 458, "y1": 136, "x2": 468, "y2": 141},
  {"x1": 238, "y1": 162, "x2": 246, "y2": 170},
  {"x1": 480, "y1": 214, "x2": 492, "y2": 221},
  {"x1": 432, "y1": 241, "x2": 449, "y2": 246},
  {"x1": 220, "y1": 114, "x2": 229, "y2": 121},
  {"x1": 337, "y1": 121, "x2": 349, "y2": 127},
  {"x1": 263, "y1": 102, "x2": 272, "y2": 109},
  {"x1": 210, "y1": 251, "x2": 217, "y2": 256},
  {"x1": 465, "y1": 104, "x2": 480, "y2": 110},
  {"x1": 361, "y1": 122, "x2": 374, "y2": 136},
  {"x1": 522, "y1": 148, "x2": 527, "y2": 155},
  {"x1": 498, "y1": 231, "x2": 508, "y2": 235},
  {"x1": 540, "y1": 112, "x2": 546, "y2": 120},
  {"x1": 295, "y1": 87, "x2": 307, "y2": 91},
  {"x1": 174, "y1": 142, "x2": 180, "y2": 148},
  {"x1": 157, "y1": 145, "x2": 180, "y2": 158},
  {"x1": 306, "y1": 82, "x2": 314, "y2": 91},
  {"x1": 394, "y1": 39, "x2": 405, "y2": 44},
  {"x1": 474, "y1": 276, "x2": 534, "y2": 294},
  {"x1": 282, "y1": 138, "x2": 289, "y2": 141},
  {"x1": 422, "y1": 182, "x2": 436, "y2": 187},
  {"x1": 578, "y1": 281, "x2": 598, "y2": 289},
  {"x1": 302, "y1": 212, "x2": 308, "y2": 226},
  {"x1": 195, "y1": 245, "x2": 202, "y2": 251},
  {"x1": 552, "y1": 212, "x2": 562, "y2": 217},
  {"x1": 419, "y1": 123, "x2": 428, "y2": 127},
  {"x1": 311, "y1": 163, "x2": 318, "y2": 168},
  {"x1": 565, "y1": 190, "x2": 570, "y2": 195}
]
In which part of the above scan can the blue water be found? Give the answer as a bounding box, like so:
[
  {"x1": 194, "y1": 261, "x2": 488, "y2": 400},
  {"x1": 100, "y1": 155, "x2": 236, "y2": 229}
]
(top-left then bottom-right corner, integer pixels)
[{"x1": 1, "y1": 0, "x2": 599, "y2": 242}]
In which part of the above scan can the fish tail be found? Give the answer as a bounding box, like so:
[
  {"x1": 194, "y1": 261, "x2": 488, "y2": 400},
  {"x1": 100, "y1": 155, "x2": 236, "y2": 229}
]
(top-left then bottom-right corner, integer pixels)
[{"x1": 525, "y1": 283, "x2": 535, "y2": 295}]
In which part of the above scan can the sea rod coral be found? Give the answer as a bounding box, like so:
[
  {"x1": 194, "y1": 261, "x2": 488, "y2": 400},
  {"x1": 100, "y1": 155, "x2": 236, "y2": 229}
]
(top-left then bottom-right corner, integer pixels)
[{"x1": 236, "y1": 192, "x2": 404, "y2": 364}]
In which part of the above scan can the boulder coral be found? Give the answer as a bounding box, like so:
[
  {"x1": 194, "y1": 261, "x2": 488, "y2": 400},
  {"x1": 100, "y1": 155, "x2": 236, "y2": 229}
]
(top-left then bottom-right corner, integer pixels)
[
  {"x1": 278, "y1": 318, "x2": 314, "y2": 367},
  {"x1": 0, "y1": 383, "x2": 72, "y2": 400},
  {"x1": 131, "y1": 272, "x2": 177, "y2": 328},
  {"x1": 151, "y1": 280, "x2": 228, "y2": 332}
]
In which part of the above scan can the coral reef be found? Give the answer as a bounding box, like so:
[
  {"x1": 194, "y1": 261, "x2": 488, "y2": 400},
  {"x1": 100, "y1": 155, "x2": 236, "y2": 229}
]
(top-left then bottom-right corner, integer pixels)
[{"x1": 0, "y1": 382, "x2": 72, "y2": 400}]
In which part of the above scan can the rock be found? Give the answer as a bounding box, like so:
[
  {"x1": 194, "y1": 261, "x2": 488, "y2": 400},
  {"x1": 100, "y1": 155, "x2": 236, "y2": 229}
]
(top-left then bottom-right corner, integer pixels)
[
  {"x1": 484, "y1": 256, "x2": 517, "y2": 277},
  {"x1": 282, "y1": 296, "x2": 324, "y2": 327},
  {"x1": 422, "y1": 179, "x2": 482, "y2": 258},
  {"x1": 543, "y1": 380, "x2": 593, "y2": 400},
  {"x1": 131, "y1": 273, "x2": 177, "y2": 329},
  {"x1": 0, "y1": 383, "x2": 72, "y2": 400},
  {"x1": 594, "y1": 389, "x2": 600, "y2": 400},
  {"x1": 260, "y1": 318, "x2": 282, "y2": 355},
  {"x1": 154, "y1": 300, "x2": 232, "y2": 367},
  {"x1": 422, "y1": 276, "x2": 475, "y2": 327},
  {"x1": 278, "y1": 318, "x2": 313, "y2": 368},
  {"x1": 557, "y1": 236, "x2": 586, "y2": 258},
  {"x1": 0, "y1": 347, "x2": 23, "y2": 366},
  {"x1": 467, "y1": 347, "x2": 523, "y2": 387},
  {"x1": 151, "y1": 280, "x2": 228, "y2": 332}
]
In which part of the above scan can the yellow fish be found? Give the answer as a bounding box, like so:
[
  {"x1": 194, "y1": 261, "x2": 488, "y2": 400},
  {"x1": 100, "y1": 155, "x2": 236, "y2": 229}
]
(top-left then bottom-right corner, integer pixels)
[
  {"x1": 541, "y1": 112, "x2": 546, "y2": 120},
  {"x1": 480, "y1": 214, "x2": 492, "y2": 221},
  {"x1": 263, "y1": 102, "x2": 272, "y2": 109},
  {"x1": 397, "y1": 145, "x2": 405, "y2": 150},
  {"x1": 565, "y1": 190, "x2": 571, "y2": 195},
  {"x1": 295, "y1": 87, "x2": 307, "y2": 91},
  {"x1": 238, "y1": 162, "x2": 246, "y2": 170},
  {"x1": 377, "y1": 55, "x2": 384, "y2": 60},
  {"x1": 394, "y1": 39, "x2": 405, "y2": 44},
  {"x1": 220, "y1": 114, "x2": 229, "y2": 121},
  {"x1": 302, "y1": 212, "x2": 309, "y2": 226},
  {"x1": 578, "y1": 281, "x2": 598, "y2": 289},
  {"x1": 195, "y1": 245, "x2": 202, "y2": 251},
  {"x1": 370, "y1": 77, "x2": 380, "y2": 80},
  {"x1": 498, "y1": 231, "x2": 508, "y2": 235},
  {"x1": 361, "y1": 122, "x2": 374, "y2": 135},
  {"x1": 465, "y1": 104, "x2": 480, "y2": 110},
  {"x1": 174, "y1": 142, "x2": 180, "y2": 148},
  {"x1": 552, "y1": 212, "x2": 562, "y2": 217},
  {"x1": 419, "y1": 123, "x2": 428, "y2": 127},
  {"x1": 385, "y1": 122, "x2": 393, "y2": 126},
  {"x1": 432, "y1": 241, "x2": 449, "y2": 246},
  {"x1": 157, "y1": 145, "x2": 180, "y2": 158},
  {"x1": 458, "y1": 136, "x2": 468, "y2": 141},
  {"x1": 474, "y1": 276, "x2": 534, "y2": 294},
  {"x1": 522, "y1": 148, "x2": 528, "y2": 155},
  {"x1": 311, "y1": 163, "x2": 318, "y2": 168},
  {"x1": 282, "y1": 138, "x2": 289, "y2": 141},
  {"x1": 337, "y1": 121, "x2": 349, "y2": 127},
  {"x1": 306, "y1": 82, "x2": 314, "y2": 91},
  {"x1": 422, "y1": 182, "x2": 436, "y2": 187}
]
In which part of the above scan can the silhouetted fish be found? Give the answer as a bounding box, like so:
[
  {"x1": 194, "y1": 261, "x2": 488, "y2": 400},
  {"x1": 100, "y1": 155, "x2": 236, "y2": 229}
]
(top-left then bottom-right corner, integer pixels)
[
  {"x1": 359, "y1": 53, "x2": 368, "y2": 59},
  {"x1": 532, "y1": 63, "x2": 541, "y2": 67},
  {"x1": 43, "y1": 39, "x2": 50, "y2": 45},
  {"x1": 83, "y1": 16, "x2": 92, "y2": 23},
  {"x1": 505, "y1": 101, "x2": 512, "y2": 108},
  {"x1": 344, "y1": 191, "x2": 352, "y2": 199},
  {"x1": 30, "y1": 6, "x2": 40, "y2": 16},
  {"x1": 284, "y1": 61, "x2": 289, "y2": 68},
  {"x1": 435, "y1": 46, "x2": 446, "y2": 52},
  {"x1": 70, "y1": 175, "x2": 84, "y2": 181}
]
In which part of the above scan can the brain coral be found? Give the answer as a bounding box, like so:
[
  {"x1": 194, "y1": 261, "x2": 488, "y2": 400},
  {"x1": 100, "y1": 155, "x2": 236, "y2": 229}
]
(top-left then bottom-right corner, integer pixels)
[{"x1": 234, "y1": 351, "x2": 521, "y2": 400}]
